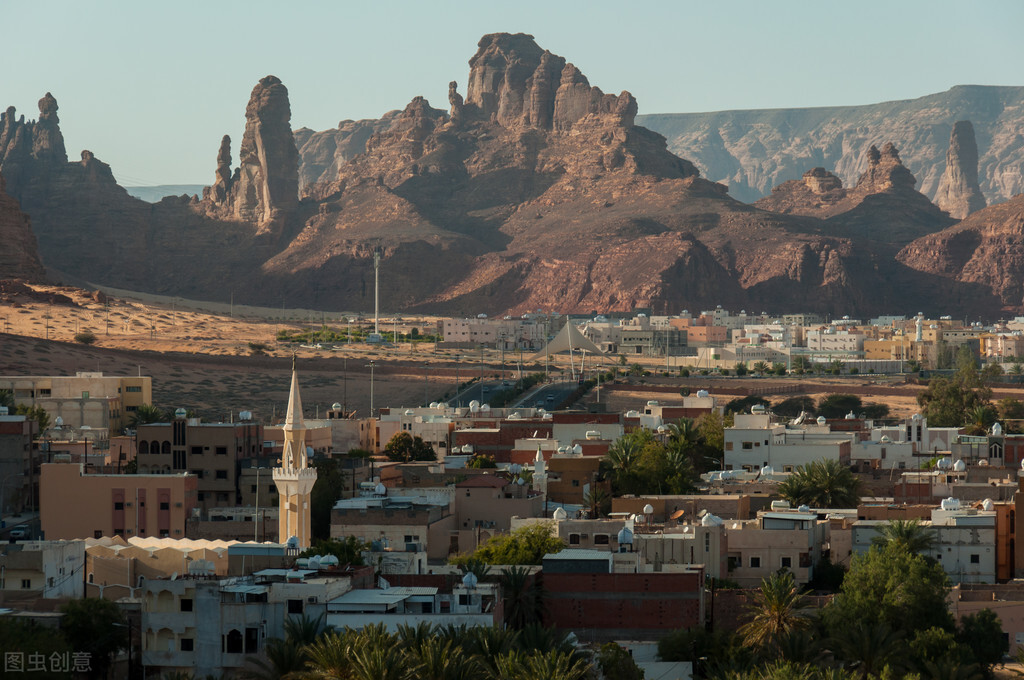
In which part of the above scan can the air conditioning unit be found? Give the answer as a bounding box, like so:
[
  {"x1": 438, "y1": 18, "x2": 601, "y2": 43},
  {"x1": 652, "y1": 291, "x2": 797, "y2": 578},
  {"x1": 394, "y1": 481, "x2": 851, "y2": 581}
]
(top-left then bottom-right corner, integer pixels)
[{"x1": 306, "y1": 596, "x2": 318, "y2": 604}]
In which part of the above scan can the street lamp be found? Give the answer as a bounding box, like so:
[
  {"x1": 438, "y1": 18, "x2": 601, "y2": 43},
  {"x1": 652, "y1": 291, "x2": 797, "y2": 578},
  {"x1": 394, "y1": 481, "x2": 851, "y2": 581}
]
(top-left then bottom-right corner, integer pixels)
[{"x1": 366, "y1": 361, "x2": 377, "y2": 417}]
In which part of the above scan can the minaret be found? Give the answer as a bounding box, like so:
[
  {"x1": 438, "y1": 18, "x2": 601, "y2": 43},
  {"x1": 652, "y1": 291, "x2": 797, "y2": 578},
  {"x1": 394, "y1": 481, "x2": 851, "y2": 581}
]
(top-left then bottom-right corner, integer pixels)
[{"x1": 273, "y1": 357, "x2": 317, "y2": 549}]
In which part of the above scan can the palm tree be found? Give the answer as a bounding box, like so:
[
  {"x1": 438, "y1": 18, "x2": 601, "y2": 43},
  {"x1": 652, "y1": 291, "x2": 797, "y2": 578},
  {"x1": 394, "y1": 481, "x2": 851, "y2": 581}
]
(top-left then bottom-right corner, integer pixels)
[
  {"x1": 604, "y1": 435, "x2": 642, "y2": 476},
  {"x1": 302, "y1": 629, "x2": 355, "y2": 678},
  {"x1": 129, "y1": 403, "x2": 166, "y2": 429},
  {"x1": 238, "y1": 637, "x2": 306, "y2": 680},
  {"x1": 966, "y1": 404, "x2": 996, "y2": 435},
  {"x1": 500, "y1": 566, "x2": 546, "y2": 630},
  {"x1": 753, "y1": 361, "x2": 769, "y2": 376},
  {"x1": 396, "y1": 621, "x2": 436, "y2": 649},
  {"x1": 779, "y1": 460, "x2": 861, "y2": 509},
  {"x1": 408, "y1": 637, "x2": 479, "y2": 680},
  {"x1": 832, "y1": 622, "x2": 906, "y2": 679},
  {"x1": 870, "y1": 519, "x2": 935, "y2": 555},
  {"x1": 283, "y1": 613, "x2": 324, "y2": 646},
  {"x1": 581, "y1": 487, "x2": 611, "y2": 518},
  {"x1": 520, "y1": 650, "x2": 591, "y2": 680},
  {"x1": 348, "y1": 644, "x2": 413, "y2": 680},
  {"x1": 738, "y1": 571, "x2": 810, "y2": 650}
]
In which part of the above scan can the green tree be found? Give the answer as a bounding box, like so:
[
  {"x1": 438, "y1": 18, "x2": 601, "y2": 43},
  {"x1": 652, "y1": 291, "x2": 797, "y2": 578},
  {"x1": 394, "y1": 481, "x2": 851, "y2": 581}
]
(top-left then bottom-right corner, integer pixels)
[
  {"x1": 299, "y1": 536, "x2": 367, "y2": 565},
  {"x1": 870, "y1": 519, "x2": 935, "y2": 555},
  {"x1": 384, "y1": 431, "x2": 436, "y2": 462},
  {"x1": 832, "y1": 622, "x2": 906, "y2": 680},
  {"x1": 965, "y1": 404, "x2": 997, "y2": 435},
  {"x1": 817, "y1": 394, "x2": 864, "y2": 419},
  {"x1": 772, "y1": 396, "x2": 817, "y2": 419},
  {"x1": 239, "y1": 636, "x2": 307, "y2": 680},
  {"x1": 310, "y1": 457, "x2": 346, "y2": 540},
  {"x1": 582, "y1": 487, "x2": 611, "y2": 518},
  {"x1": 59, "y1": 598, "x2": 128, "y2": 679},
  {"x1": 0, "y1": 618, "x2": 72, "y2": 680},
  {"x1": 997, "y1": 397, "x2": 1024, "y2": 421},
  {"x1": 734, "y1": 362, "x2": 749, "y2": 376},
  {"x1": 823, "y1": 544, "x2": 953, "y2": 638},
  {"x1": 725, "y1": 395, "x2": 771, "y2": 415},
  {"x1": 450, "y1": 523, "x2": 565, "y2": 566},
  {"x1": 0, "y1": 389, "x2": 12, "y2": 408},
  {"x1": 956, "y1": 609, "x2": 1008, "y2": 678},
  {"x1": 467, "y1": 454, "x2": 498, "y2": 469},
  {"x1": 597, "y1": 643, "x2": 644, "y2": 680},
  {"x1": 14, "y1": 404, "x2": 50, "y2": 431},
  {"x1": 778, "y1": 459, "x2": 861, "y2": 508},
  {"x1": 752, "y1": 361, "x2": 769, "y2": 376},
  {"x1": 738, "y1": 571, "x2": 810, "y2": 651}
]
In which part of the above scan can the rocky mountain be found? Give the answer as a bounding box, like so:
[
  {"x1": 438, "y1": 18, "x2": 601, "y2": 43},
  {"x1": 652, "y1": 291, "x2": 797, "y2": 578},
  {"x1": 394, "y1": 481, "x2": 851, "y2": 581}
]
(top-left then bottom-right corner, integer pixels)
[
  {"x1": 0, "y1": 34, "x2": 1021, "y2": 318},
  {"x1": 638, "y1": 86, "x2": 1024, "y2": 205},
  {"x1": 0, "y1": 172, "x2": 45, "y2": 281},
  {"x1": 899, "y1": 195, "x2": 1024, "y2": 312}
]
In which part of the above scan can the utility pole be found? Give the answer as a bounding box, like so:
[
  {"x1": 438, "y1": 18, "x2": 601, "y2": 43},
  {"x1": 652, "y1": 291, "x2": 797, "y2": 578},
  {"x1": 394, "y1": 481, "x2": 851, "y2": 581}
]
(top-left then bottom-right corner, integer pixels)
[{"x1": 366, "y1": 361, "x2": 377, "y2": 417}]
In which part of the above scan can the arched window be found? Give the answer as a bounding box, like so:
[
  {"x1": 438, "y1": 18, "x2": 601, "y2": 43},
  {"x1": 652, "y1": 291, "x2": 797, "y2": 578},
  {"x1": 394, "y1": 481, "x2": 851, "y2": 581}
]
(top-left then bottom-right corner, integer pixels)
[
  {"x1": 161, "y1": 441, "x2": 171, "y2": 454},
  {"x1": 138, "y1": 441, "x2": 149, "y2": 455},
  {"x1": 151, "y1": 441, "x2": 161, "y2": 454},
  {"x1": 224, "y1": 629, "x2": 243, "y2": 654}
]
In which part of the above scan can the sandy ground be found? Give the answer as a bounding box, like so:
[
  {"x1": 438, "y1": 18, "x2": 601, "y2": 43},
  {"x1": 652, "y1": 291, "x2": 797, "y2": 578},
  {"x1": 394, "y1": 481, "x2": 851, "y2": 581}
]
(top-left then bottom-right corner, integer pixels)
[{"x1": 4, "y1": 283, "x2": 1024, "y2": 424}]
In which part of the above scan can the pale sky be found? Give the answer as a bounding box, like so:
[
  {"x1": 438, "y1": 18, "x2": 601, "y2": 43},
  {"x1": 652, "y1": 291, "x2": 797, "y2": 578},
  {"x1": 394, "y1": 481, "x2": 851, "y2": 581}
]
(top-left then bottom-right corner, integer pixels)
[{"x1": 4, "y1": 0, "x2": 1022, "y2": 186}]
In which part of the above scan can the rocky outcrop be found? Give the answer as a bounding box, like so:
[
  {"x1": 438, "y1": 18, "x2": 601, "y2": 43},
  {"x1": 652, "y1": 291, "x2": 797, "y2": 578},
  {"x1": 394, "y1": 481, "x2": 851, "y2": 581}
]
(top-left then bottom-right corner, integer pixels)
[
  {"x1": 204, "y1": 135, "x2": 233, "y2": 203},
  {"x1": 208, "y1": 76, "x2": 299, "y2": 235},
  {"x1": 0, "y1": 172, "x2": 45, "y2": 280},
  {"x1": 639, "y1": 85, "x2": 1024, "y2": 204},
  {"x1": 935, "y1": 120, "x2": 986, "y2": 219},
  {"x1": 899, "y1": 195, "x2": 1024, "y2": 310},
  {"x1": 0, "y1": 94, "x2": 69, "y2": 199},
  {"x1": 294, "y1": 116, "x2": 397, "y2": 193}
]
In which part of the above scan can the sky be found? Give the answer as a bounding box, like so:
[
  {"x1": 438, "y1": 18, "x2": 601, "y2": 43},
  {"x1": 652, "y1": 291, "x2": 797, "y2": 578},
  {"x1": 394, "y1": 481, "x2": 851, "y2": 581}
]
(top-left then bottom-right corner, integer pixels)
[{"x1": 4, "y1": 0, "x2": 1023, "y2": 186}]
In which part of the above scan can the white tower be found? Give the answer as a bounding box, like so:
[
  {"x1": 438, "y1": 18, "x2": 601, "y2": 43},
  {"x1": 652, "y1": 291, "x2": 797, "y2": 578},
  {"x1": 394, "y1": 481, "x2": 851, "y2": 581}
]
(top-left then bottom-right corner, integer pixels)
[{"x1": 273, "y1": 357, "x2": 317, "y2": 549}]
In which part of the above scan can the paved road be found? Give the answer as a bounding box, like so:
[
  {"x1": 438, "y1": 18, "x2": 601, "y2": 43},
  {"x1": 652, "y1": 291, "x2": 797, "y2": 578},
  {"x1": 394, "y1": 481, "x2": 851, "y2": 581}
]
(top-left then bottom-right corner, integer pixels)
[{"x1": 515, "y1": 381, "x2": 578, "y2": 410}]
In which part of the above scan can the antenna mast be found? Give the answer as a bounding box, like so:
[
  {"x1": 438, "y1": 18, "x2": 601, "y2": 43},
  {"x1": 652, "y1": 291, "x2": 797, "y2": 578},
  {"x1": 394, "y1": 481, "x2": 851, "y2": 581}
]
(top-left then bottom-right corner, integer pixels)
[{"x1": 373, "y1": 246, "x2": 382, "y2": 336}]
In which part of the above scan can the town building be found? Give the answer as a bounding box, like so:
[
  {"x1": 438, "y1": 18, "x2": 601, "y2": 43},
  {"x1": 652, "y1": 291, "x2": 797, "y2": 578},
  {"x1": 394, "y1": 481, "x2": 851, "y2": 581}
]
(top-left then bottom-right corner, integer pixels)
[
  {"x1": 136, "y1": 413, "x2": 263, "y2": 510},
  {"x1": 0, "y1": 539, "x2": 85, "y2": 604},
  {"x1": 40, "y1": 462, "x2": 197, "y2": 540},
  {"x1": 0, "y1": 371, "x2": 151, "y2": 433}
]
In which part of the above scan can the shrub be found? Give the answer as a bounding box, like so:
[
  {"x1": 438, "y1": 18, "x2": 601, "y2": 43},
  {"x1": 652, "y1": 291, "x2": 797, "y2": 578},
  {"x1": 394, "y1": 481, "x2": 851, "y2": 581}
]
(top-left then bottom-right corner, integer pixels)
[{"x1": 73, "y1": 331, "x2": 96, "y2": 345}]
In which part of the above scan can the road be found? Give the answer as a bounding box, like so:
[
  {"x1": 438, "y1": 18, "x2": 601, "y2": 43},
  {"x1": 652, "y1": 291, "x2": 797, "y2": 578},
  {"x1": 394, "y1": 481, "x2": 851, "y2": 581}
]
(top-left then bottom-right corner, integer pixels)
[{"x1": 514, "y1": 381, "x2": 578, "y2": 410}]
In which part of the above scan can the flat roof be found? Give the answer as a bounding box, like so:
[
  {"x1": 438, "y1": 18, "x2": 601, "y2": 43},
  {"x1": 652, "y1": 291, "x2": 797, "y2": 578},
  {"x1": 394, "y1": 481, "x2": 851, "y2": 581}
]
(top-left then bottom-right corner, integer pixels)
[{"x1": 543, "y1": 549, "x2": 613, "y2": 561}]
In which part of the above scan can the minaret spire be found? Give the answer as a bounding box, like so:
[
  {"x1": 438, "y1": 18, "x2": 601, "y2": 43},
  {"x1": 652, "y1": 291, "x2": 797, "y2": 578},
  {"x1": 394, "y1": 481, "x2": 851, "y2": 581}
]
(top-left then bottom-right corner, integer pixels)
[{"x1": 274, "y1": 356, "x2": 317, "y2": 548}]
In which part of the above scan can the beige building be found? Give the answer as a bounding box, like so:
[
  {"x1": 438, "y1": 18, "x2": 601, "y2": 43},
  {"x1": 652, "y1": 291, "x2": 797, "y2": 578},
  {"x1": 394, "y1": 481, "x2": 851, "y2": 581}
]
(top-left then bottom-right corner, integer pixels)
[
  {"x1": 85, "y1": 536, "x2": 235, "y2": 600},
  {"x1": 40, "y1": 462, "x2": 198, "y2": 540},
  {"x1": 331, "y1": 495, "x2": 457, "y2": 561},
  {"x1": 0, "y1": 371, "x2": 151, "y2": 433},
  {"x1": 452, "y1": 474, "x2": 544, "y2": 553},
  {"x1": 136, "y1": 417, "x2": 263, "y2": 510},
  {"x1": 0, "y1": 540, "x2": 86, "y2": 604}
]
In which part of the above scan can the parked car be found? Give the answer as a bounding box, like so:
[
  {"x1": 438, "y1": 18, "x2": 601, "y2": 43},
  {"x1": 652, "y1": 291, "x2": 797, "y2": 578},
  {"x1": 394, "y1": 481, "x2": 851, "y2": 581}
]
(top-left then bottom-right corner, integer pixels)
[{"x1": 9, "y1": 525, "x2": 29, "y2": 540}]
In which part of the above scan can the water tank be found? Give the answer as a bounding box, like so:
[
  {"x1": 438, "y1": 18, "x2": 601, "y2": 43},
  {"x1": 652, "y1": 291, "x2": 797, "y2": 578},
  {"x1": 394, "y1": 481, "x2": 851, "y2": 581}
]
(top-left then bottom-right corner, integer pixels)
[
  {"x1": 321, "y1": 555, "x2": 339, "y2": 567},
  {"x1": 557, "y1": 447, "x2": 567, "y2": 454},
  {"x1": 952, "y1": 460, "x2": 966, "y2": 472},
  {"x1": 762, "y1": 466, "x2": 775, "y2": 476},
  {"x1": 481, "y1": 404, "x2": 491, "y2": 412},
  {"x1": 175, "y1": 408, "x2": 187, "y2": 419},
  {"x1": 617, "y1": 526, "x2": 633, "y2": 545},
  {"x1": 880, "y1": 435, "x2": 891, "y2": 443},
  {"x1": 982, "y1": 499, "x2": 995, "y2": 512},
  {"x1": 553, "y1": 507, "x2": 568, "y2": 520},
  {"x1": 286, "y1": 536, "x2": 299, "y2": 549},
  {"x1": 752, "y1": 404, "x2": 767, "y2": 414},
  {"x1": 586, "y1": 431, "x2": 601, "y2": 440},
  {"x1": 770, "y1": 500, "x2": 790, "y2": 511},
  {"x1": 845, "y1": 411, "x2": 856, "y2": 420},
  {"x1": 647, "y1": 401, "x2": 660, "y2": 407},
  {"x1": 308, "y1": 556, "x2": 321, "y2": 570},
  {"x1": 940, "y1": 497, "x2": 961, "y2": 511},
  {"x1": 701, "y1": 513, "x2": 724, "y2": 527},
  {"x1": 643, "y1": 504, "x2": 654, "y2": 515},
  {"x1": 797, "y1": 505, "x2": 811, "y2": 513},
  {"x1": 332, "y1": 402, "x2": 342, "y2": 410},
  {"x1": 696, "y1": 390, "x2": 709, "y2": 398},
  {"x1": 469, "y1": 400, "x2": 481, "y2": 413},
  {"x1": 816, "y1": 416, "x2": 827, "y2": 426},
  {"x1": 937, "y1": 457, "x2": 952, "y2": 470},
  {"x1": 462, "y1": 572, "x2": 479, "y2": 588},
  {"x1": 405, "y1": 409, "x2": 415, "y2": 416},
  {"x1": 572, "y1": 444, "x2": 583, "y2": 455},
  {"x1": 625, "y1": 410, "x2": 641, "y2": 418},
  {"x1": 239, "y1": 411, "x2": 253, "y2": 421},
  {"x1": 55, "y1": 416, "x2": 64, "y2": 427},
  {"x1": 374, "y1": 483, "x2": 387, "y2": 496},
  {"x1": 912, "y1": 413, "x2": 922, "y2": 421}
]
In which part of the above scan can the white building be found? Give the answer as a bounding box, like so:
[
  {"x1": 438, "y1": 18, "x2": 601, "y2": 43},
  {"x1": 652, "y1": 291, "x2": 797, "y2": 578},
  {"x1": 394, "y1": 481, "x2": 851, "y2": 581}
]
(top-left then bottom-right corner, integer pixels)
[
  {"x1": 724, "y1": 412, "x2": 851, "y2": 472},
  {"x1": 326, "y1": 579, "x2": 500, "y2": 631},
  {"x1": 851, "y1": 499, "x2": 996, "y2": 584}
]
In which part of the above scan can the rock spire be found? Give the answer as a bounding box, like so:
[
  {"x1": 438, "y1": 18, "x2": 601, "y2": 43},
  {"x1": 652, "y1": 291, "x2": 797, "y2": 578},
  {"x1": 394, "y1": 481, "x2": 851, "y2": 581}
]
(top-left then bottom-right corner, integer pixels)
[{"x1": 934, "y1": 120, "x2": 986, "y2": 219}]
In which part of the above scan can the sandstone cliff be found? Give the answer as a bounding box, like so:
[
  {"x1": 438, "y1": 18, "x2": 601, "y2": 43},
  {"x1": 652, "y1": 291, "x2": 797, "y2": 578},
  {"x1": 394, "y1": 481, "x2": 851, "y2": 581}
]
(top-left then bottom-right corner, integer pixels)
[
  {"x1": 639, "y1": 86, "x2": 1024, "y2": 204},
  {"x1": 0, "y1": 172, "x2": 45, "y2": 280},
  {"x1": 934, "y1": 121, "x2": 986, "y2": 219}
]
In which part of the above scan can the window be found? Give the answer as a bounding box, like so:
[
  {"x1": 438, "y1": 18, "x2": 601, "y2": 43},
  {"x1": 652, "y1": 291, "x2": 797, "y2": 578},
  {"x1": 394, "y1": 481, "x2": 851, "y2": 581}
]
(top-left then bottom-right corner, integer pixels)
[
  {"x1": 458, "y1": 594, "x2": 469, "y2": 606},
  {"x1": 216, "y1": 446, "x2": 227, "y2": 455},
  {"x1": 569, "y1": 533, "x2": 580, "y2": 545},
  {"x1": 190, "y1": 446, "x2": 203, "y2": 456},
  {"x1": 571, "y1": 479, "x2": 580, "y2": 487},
  {"x1": 970, "y1": 554, "x2": 980, "y2": 564},
  {"x1": 245, "y1": 627, "x2": 259, "y2": 654},
  {"x1": 288, "y1": 599, "x2": 303, "y2": 615},
  {"x1": 742, "y1": 442, "x2": 753, "y2": 450},
  {"x1": 404, "y1": 535, "x2": 418, "y2": 543},
  {"x1": 216, "y1": 470, "x2": 228, "y2": 480},
  {"x1": 180, "y1": 598, "x2": 193, "y2": 612},
  {"x1": 191, "y1": 470, "x2": 203, "y2": 479},
  {"x1": 750, "y1": 556, "x2": 761, "y2": 568},
  {"x1": 250, "y1": 485, "x2": 257, "y2": 493},
  {"x1": 94, "y1": 530, "x2": 102, "y2": 539},
  {"x1": 160, "y1": 502, "x2": 170, "y2": 510},
  {"x1": 780, "y1": 557, "x2": 792, "y2": 569},
  {"x1": 21, "y1": 579, "x2": 31, "y2": 589},
  {"x1": 224, "y1": 629, "x2": 243, "y2": 654},
  {"x1": 594, "y1": 534, "x2": 609, "y2": 545},
  {"x1": 197, "y1": 492, "x2": 205, "y2": 502},
  {"x1": 114, "y1": 502, "x2": 124, "y2": 510},
  {"x1": 125, "y1": 386, "x2": 142, "y2": 393},
  {"x1": 180, "y1": 638, "x2": 194, "y2": 651}
]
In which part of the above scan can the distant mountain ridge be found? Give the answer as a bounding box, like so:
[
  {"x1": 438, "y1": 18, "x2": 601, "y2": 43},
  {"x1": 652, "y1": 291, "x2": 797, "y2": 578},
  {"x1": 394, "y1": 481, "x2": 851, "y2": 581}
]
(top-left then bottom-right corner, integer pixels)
[
  {"x1": 637, "y1": 85, "x2": 1024, "y2": 204},
  {"x1": 124, "y1": 185, "x2": 205, "y2": 203}
]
